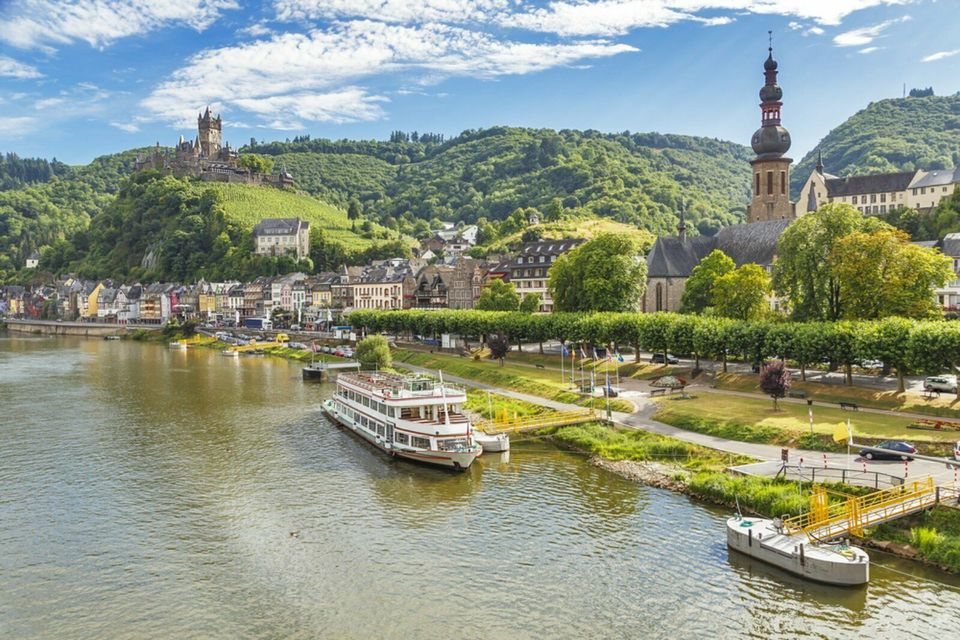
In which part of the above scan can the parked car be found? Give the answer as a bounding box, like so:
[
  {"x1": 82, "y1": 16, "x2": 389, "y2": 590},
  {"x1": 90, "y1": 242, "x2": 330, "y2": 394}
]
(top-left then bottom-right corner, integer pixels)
[
  {"x1": 342, "y1": 348, "x2": 355, "y2": 358},
  {"x1": 290, "y1": 324, "x2": 301, "y2": 332},
  {"x1": 333, "y1": 347, "x2": 345, "y2": 357},
  {"x1": 954, "y1": 441, "x2": 960, "y2": 461},
  {"x1": 859, "y1": 440, "x2": 916, "y2": 461},
  {"x1": 859, "y1": 359, "x2": 884, "y2": 370},
  {"x1": 924, "y1": 376, "x2": 958, "y2": 394},
  {"x1": 651, "y1": 353, "x2": 679, "y2": 365}
]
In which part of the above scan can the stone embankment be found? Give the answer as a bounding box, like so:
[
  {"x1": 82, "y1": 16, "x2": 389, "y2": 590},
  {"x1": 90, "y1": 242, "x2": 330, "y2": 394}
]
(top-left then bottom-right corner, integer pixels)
[{"x1": 2, "y1": 319, "x2": 159, "y2": 337}]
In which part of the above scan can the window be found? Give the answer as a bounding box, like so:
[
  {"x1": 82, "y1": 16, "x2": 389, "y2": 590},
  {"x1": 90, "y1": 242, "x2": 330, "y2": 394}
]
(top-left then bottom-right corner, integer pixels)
[
  {"x1": 755, "y1": 173, "x2": 760, "y2": 195},
  {"x1": 880, "y1": 193, "x2": 886, "y2": 203},
  {"x1": 921, "y1": 187, "x2": 926, "y2": 195},
  {"x1": 411, "y1": 436, "x2": 431, "y2": 449},
  {"x1": 517, "y1": 257, "x2": 523, "y2": 264},
  {"x1": 766, "y1": 171, "x2": 773, "y2": 195},
  {"x1": 539, "y1": 256, "x2": 545, "y2": 263},
  {"x1": 913, "y1": 188, "x2": 918, "y2": 196},
  {"x1": 870, "y1": 194, "x2": 877, "y2": 203},
  {"x1": 655, "y1": 283, "x2": 663, "y2": 312},
  {"x1": 780, "y1": 171, "x2": 786, "y2": 195},
  {"x1": 395, "y1": 432, "x2": 409, "y2": 445},
  {"x1": 852, "y1": 196, "x2": 858, "y2": 204},
  {"x1": 880, "y1": 205, "x2": 886, "y2": 213}
]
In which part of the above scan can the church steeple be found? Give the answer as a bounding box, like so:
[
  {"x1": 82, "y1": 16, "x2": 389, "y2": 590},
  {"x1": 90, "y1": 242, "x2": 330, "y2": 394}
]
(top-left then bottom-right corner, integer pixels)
[
  {"x1": 816, "y1": 147, "x2": 825, "y2": 175},
  {"x1": 751, "y1": 32, "x2": 791, "y2": 159},
  {"x1": 677, "y1": 198, "x2": 687, "y2": 241}
]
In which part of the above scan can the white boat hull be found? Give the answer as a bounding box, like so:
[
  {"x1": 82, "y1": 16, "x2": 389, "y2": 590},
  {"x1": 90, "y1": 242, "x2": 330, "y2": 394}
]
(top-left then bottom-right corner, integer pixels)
[
  {"x1": 474, "y1": 432, "x2": 510, "y2": 453},
  {"x1": 726, "y1": 516, "x2": 869, "y2": 586},
  {"x1": 322, "y1": 400, "x2": 480, "y2": 471}
]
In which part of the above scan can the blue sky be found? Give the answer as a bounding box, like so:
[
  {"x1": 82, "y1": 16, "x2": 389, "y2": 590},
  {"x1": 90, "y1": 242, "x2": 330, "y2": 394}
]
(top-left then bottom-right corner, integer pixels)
[{"x1": 1, "y1": 0, "x2": 959, "y2": 165}]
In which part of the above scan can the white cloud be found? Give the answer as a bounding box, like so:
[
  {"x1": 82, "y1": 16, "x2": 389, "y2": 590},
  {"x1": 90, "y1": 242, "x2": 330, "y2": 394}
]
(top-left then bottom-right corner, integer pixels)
[
  {"x1": 833, "y1": 15, "x2": 911, "y2": 47},
  {"x1": 858, "y1": 46, "x2": 880, "y2": 54},
  {"x1": 805, "y1": 26, "x2": 825, "y2": 36},
  {"x1": 34, "y1": 97, "x2": 67, "y2": 109},
  {"x1": 274, "y1": 0, "x2": 508, "y2": 25},
  {"x1": 110, "y1": 121, "x2": 140, "y2": 133},
  {"x1": 0, "y1": 0, "x2": 239, "y2": 50},
  {"x1": 0, "y1": 55, "x2": 43, "y2": 79},
  {"x1": 237, "y1": 22, "x2": 275, "y2": 38},
  {"x1": 0, "y1": 116, "x2": 38, "y2": 137},
  {"x1": 142, "y1": 20, "x2": 637, "y2": 129},
  {"x1": 922, "y1": 49, "x2": 960, "y2": 63}
]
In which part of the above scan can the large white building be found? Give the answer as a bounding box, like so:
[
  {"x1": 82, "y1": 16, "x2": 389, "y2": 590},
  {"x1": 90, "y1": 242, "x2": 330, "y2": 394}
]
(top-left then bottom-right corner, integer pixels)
[
  {"x1": 252, "y1": 218, "x2": 311, "y2": 260},
  {"x1": 508, "y1": 239, "x2": 584, "y2": 312}
]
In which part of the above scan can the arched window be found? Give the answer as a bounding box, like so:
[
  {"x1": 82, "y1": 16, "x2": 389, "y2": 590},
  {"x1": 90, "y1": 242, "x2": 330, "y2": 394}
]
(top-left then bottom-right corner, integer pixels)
[{"x1": 655, "y1": 283, "x2": 663, "y2": 312}]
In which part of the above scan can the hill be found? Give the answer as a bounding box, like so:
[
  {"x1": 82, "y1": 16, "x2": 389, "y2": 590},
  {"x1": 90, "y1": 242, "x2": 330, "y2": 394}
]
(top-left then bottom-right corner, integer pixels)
[
  {"x1": 36, "y1": 173, "x2": 410, "y2": 282},
  {"x1": 476, "y1": 217, "x2": 656, "y2": 256},
  {"x1": 792, "y1": 94, "x2": 960, "y2": 195},
  {"x1": 247, "y1": 127, "x2": 753, "y2": 238}
]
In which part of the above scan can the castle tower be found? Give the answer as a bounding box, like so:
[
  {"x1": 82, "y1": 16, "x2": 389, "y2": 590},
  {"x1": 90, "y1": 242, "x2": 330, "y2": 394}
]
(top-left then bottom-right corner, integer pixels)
[
  {"x1": 747, "y1": 34, "x2": 794, "y2": 223},
  {"x1": 197, "y1": 106, "x2": 222, "y2": 158}
]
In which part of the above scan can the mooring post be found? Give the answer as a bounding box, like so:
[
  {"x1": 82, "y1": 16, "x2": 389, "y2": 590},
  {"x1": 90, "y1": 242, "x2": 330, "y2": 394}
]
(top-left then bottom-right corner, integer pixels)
[
  {"x1": 799, "y1": 543, "x2": 805, "y2": 566},
  {"x1": 749, "y1": 529, "x2": 753, "y2": 547}
]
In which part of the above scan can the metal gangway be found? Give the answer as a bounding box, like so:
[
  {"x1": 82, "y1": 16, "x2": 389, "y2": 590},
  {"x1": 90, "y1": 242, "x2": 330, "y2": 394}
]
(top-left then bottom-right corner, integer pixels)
[
  {"x1": 475, "y1": 408, "x2": 605, "y2": 435},
  {"x1": 176, "y1": 334, "x2": 215, "y2": 347},
  {"x1": 781, "y1": 477, "x2": 946, "y2": 542},
  {"x1": 226, "y1": 338, "x2": 289, "y2": 353}
]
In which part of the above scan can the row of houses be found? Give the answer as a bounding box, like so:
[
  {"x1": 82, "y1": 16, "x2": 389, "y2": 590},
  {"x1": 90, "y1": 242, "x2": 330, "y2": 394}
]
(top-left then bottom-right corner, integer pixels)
[{"x1": 0, "y1": 239, "x2": 585, "y2": 324}]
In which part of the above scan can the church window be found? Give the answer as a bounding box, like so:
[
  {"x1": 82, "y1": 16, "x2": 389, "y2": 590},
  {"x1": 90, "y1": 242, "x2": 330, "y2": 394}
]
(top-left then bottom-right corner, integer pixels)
[
  {"x1": 780, "y1": 171, "x2": 786, "y2": 195},
  {"x1": 766, "y1": 171, "x2": 773, "y2": 195},
  {"x1": 655, "y1": 283, "x2": 663, "y2": 312},
  {"x1": 755, "y1": 173, "x2": 760, "y2": 195}
]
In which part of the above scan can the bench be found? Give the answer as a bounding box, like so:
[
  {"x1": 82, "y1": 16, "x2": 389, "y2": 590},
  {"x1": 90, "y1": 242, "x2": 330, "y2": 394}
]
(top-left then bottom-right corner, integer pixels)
[
  {"x1": 649, "y1": 388, "x2": 667, "y2": 397},
  {"x1": 536, "y1": 364, "x2": 545, "y2": 369},
  {"x1": 839, "y1": 402, "x2": 859, "y2": 412},
  {"x1": 788, "y1": 390, "x2": 807, "y2": 399},
  {"x1": 923, "y1": 389, "x2": 941, "y2": 400}
]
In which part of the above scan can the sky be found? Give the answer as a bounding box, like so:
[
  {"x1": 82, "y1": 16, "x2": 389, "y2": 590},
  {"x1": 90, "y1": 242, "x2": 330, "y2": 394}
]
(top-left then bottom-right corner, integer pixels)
[{"x1": 1, "y1": 0, "x2": 959, "y2": 165}]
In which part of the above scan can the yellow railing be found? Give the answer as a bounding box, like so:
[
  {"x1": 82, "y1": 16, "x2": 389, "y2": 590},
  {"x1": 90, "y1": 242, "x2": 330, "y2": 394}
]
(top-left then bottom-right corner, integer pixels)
[
  {"x1": 475, "y1": 409, "x2": 601, "y2": 434},
  {"x1": 783, "y1": 477, "x2": 937, "y2": 541},
  {"x1": 178, "y1": 334, "x2": 214, "y2": 346},
  {"x1": 227, "y1": 339, "x2": 288, "y2": 353}
]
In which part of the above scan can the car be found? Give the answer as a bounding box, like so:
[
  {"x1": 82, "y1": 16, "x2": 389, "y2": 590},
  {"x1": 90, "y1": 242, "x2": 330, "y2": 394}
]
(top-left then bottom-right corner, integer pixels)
[
  {"x1": 924, "y1": 376, "x2": 958, "y2": 394},
  {"x1": 290, "y1": 324, "x2": 301, "y2": 332},
  {"x1": 859, "y1": 359, "x2": 884, "y2": 370},
  {"x1": 342, "y1": 348, "x2": 355, "y2": 358},
  {"x1": 333, "y1": 347, "x2": 345, "y2": 357},
  {"x1": 859, "y1": 440, "x2": 916, "y2": 461},
  {"x1": 651, "y1": 353, "x2": 679, "y2": 365}
]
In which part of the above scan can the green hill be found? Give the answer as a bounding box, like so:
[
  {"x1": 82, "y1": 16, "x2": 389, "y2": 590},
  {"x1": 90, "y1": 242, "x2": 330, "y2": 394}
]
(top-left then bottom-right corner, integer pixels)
[
  {"x1": 247, "y1": 127, "x2": 753, "y2": 237},
  {"x1": 792, "y1": 93, "x2": 960, "y2": 195}
]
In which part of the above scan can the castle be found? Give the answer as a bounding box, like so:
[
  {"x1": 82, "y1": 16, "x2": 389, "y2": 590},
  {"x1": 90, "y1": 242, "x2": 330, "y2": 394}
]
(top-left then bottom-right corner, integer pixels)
[{"x1": 135, "y1": 108, "x2": 294, "y2": 189}]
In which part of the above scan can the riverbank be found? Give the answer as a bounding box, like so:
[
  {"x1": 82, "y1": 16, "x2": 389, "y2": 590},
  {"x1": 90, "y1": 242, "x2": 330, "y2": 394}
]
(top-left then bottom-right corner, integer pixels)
[{"x1": 543, "y1": 422, "x2": 960, "y2": 574}]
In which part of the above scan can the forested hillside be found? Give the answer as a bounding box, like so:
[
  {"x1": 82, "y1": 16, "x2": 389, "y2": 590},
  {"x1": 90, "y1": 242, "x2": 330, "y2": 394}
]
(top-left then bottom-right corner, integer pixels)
[
  {"x1": 792, "y1": 93, "x2": 960, "y2": 195},
  {"x1": 247, "y1": 127, "x2": 753, "y2": 237}
]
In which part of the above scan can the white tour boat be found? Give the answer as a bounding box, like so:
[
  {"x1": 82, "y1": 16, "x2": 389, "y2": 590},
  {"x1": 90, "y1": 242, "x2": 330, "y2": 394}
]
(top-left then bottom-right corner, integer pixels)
[{"x1": 322, "y1": 371, "x2": 482, "y2": 471}]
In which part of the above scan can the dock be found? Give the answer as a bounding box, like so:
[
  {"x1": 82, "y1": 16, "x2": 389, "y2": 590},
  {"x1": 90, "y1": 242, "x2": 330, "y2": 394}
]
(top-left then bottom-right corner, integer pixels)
[
  {"x1": 474, "y1": 408, "x2": 604, "y2": 435},
  {"x1": 302, "y1": 360, "x2": 361, "y2": 380}
]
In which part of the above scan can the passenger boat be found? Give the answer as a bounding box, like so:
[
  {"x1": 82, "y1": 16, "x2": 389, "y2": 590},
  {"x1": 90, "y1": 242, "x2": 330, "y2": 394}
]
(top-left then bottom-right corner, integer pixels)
[{"x1": 322, "y1": 371, "x2": 482, "y2": 471}]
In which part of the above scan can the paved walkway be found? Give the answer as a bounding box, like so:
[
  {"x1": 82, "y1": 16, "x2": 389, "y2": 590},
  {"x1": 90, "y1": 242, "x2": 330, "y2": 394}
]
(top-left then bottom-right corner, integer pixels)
[{"x1": 396, "y1": 360, "x2": 960, "y2": 489}]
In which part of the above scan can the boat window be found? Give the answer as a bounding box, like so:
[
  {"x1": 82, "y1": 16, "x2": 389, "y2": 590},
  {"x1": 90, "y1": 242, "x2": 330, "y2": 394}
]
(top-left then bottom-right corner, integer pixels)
[
  {"x1": 411, "y1": 436, "x2": 431, "y2": 449},
  {"x1": 395, "y1": 432, "x2": 409, "y2": 445},
  {"x1": 377, "y1": 424, "x2": 385, "y2": 437}
]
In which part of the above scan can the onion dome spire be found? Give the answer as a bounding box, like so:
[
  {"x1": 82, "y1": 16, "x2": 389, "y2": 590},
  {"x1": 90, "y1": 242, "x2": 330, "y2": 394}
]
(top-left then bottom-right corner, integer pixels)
[{"x1": 750, "y1": 32, "x2": 791, "y2": 160}]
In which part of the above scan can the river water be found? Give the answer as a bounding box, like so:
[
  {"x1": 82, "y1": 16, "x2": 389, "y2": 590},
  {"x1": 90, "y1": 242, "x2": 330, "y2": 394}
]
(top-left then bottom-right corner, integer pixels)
[{"x1": 1, "y1": 333, "x2": 959, "y2": 639}]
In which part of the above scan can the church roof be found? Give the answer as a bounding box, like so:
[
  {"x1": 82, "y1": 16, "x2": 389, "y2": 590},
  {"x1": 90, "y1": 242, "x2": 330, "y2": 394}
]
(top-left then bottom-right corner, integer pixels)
[
  {"x1": 647, "y1": 219, "x2": 790, "y2": 278},
  {"x1": 824, "y1": 172, "x2": 916, "y2": 197},
  {"x1": 911, "y1": 168, "x2": 960, "y2": 190}
]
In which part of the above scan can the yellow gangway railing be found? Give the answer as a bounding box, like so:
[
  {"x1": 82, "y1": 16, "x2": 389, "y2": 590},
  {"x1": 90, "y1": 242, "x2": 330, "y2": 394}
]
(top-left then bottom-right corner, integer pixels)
[
  {"x1": 227, "y1": 338, "x2": 288, "y2": 353},
  {"x1": 783, "y1": 477, "x2": 937, "y2": 541},
  {"x1": 178, "y1": 334, "x2": 214, "y2": 346},
  {"x1": 475, "y1": 408, "x2": 602, "y2": 434}
]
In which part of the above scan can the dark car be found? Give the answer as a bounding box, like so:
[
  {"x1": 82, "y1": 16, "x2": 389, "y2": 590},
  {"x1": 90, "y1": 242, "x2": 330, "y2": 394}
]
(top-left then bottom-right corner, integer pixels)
[
  {"x1": 859, "y1": 440, "x2": 916, "y2": 461},
  {"x1": 651, "y1": 353, "x2": 679, "y2": 365}
]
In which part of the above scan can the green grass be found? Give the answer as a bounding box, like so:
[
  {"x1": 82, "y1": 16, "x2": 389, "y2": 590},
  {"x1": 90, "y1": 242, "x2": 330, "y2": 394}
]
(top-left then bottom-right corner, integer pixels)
[
  {"x1": 480, "y1": 218, "x2": 654, "y2": 255},
  {"x1": 871, "y1": 507, "x2": 960, "y2": 572},
  {"x1": 464, "y1": 389, "x2": 553, "y2": 420},
  {"x1": 653, "y1": 391, "x2": 958, "y2": 451},
  {"x1": 210, "y1": 183, "x2": 408, "y2": 250},
  {"x1": 545, "y1": 422, "x2": 750, "y2": 471},
  {"x1": 716, "y1": 372, "x2": 960, "y2": 419}
]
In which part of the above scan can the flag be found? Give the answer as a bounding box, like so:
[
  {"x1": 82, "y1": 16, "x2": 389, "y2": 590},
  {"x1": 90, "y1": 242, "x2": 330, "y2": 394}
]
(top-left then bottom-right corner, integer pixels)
[
  {"x1": 616, "y1": 351, "x2": 624, "y2": 363},
  {"x1": 592, "y1": 347, "x2": 598, "y2": 361},
  {"x1": 579, "y1": 345, "x2": 587, "y2": 359},
  {"x1": 832, "y1": 421, "x2": 851, "y2": 444},
  {"x1": 561, "y1": 344, "x2": 569, "y2": 357}
]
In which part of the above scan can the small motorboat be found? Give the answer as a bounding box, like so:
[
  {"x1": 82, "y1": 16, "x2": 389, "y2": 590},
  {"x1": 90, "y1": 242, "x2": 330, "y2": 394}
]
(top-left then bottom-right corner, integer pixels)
[{"x1": 474, "y1": 431, "x2": 510, "y2": 453}]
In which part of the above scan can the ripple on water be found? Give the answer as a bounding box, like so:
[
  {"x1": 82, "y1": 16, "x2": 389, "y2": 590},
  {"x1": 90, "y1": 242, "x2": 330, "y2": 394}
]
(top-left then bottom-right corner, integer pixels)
[{"x1": 1, "y1": 334, "x2": 959, "y2": 639}]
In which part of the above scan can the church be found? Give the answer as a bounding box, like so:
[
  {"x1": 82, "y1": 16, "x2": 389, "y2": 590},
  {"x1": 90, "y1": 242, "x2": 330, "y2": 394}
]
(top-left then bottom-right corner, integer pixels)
[
  {"x1": 642, "y1": 41, "x2": 796, "y2": 313},
  {"x1": 135, "y1": 107, "x2": 294, "y2": 189}
]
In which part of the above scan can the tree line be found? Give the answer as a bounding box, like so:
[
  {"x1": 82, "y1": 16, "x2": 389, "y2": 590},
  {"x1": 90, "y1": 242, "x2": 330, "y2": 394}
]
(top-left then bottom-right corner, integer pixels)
[{"x1": 347, "y1": 309, "x2": 960, "y2": 393}]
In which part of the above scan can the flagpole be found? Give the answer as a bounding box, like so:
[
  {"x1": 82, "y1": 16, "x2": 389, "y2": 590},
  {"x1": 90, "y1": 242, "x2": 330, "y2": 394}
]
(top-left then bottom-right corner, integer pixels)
[{"x1": 561, "y1": 341, "x2": 565, "y2": 389}]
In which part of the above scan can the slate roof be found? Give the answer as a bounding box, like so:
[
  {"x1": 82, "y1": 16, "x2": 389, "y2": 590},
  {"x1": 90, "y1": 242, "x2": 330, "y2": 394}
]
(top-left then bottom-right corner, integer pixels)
[
  {"x1": 647, "y1": 219, "x2": 791, "y2": 278},
  {"x1": 824, "y1": 172, "x2": 916, "y2": 197},
  {"x1": 911, "y1": 168, "x2": 960, "y2": 190},
  {"x1": 936, "y1": 233, "x2": 960, "y2": 257},
  {"x1": 252, "y1": 218, "x2": 308, "y2": 236}
]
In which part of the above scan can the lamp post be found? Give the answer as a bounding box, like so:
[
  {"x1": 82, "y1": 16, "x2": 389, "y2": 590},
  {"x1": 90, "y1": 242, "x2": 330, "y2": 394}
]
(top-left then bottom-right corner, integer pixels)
[{"x1": 807, "y1": 398, "x2": 814, "y2": 435}]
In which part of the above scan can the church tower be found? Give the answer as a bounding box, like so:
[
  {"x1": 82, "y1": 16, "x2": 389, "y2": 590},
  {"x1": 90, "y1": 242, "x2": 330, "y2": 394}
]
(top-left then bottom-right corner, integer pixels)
[
  {"x1": 747, "y1": 35, "x2": 795, "y2": 223},
  {"x1": 197, "y1": 107, "x2": 222, "y2": 158}
]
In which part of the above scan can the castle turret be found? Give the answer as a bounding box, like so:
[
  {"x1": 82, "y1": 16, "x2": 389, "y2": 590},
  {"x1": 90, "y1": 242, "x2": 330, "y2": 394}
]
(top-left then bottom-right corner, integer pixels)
[
  {"x1": 197, "y1": 106, "x2": 222, "y2": 158},
  {"x1": 747, "y1": 33, "x2": 795, "y2": 223}
]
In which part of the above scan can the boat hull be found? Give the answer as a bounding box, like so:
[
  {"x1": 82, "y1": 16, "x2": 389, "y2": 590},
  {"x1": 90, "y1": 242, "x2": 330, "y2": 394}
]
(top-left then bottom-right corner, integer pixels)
[
  {"x1": 726, "y1": 516, "x2": 869, "y2": 586},
  {"x1": 302, "y1": 367, "x2": 324, "y2": 381},
  {"x1": 474, "y1": 432, "x2": 510, "y2": 453},
  {"x1": 322, "y1": 400, "x2": 480, "y2": 471}
]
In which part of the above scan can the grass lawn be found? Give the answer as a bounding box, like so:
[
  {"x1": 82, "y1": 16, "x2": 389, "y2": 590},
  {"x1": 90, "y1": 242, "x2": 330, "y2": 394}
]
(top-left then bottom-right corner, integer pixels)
[
  {"x1": 464, "y1": 388, "x2": 553, "y2": 420},
  {"x1": 715, "y1": 373, "x2": 960, "y2": 419},
  {"x1": 653, "y1": 391, "x2": 959, "y2": 451},
  {"x1": 463, "y1": 347, "x2": 686, "y2": 381}
]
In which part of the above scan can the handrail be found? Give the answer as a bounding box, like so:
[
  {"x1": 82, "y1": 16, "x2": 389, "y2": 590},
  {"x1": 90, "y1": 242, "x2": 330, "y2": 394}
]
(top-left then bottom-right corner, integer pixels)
[{"x1": 475, "y1": 409, "x2": 601, "y2": 434}]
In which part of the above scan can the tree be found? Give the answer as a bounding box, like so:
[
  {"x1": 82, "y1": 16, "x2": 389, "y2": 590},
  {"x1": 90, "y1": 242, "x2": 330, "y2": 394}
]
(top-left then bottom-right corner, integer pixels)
[
  {"x1": 549, "y1": 232, "x2": 647, "y2": 312},
  {"x1": 711, "y1": 264, "x2": 771, "y2": 320},
  {"x1": 519, "y1": 292, "x2": 540, "y2": 314},
  {"x1": 237, "y1": 154, "x2": 274, "y2": 175},
  {"x1": 830, "y1": 229, "x2": 952, "y2": 319},
  {"x1": 759, "y1": 360, "x2": 791, "y2": 411},
  {"x1": 347, "y1": 198, "x2": 362, "y2": 220},
  {"x1": 476, "y1": 279, "x2": 520, "y2": 311},
  {"x1": 355, "y1": 335, "x2": 392, "y2": 369},
  {"x1": 774, "y1": 203, "x2": 889, "y2": 320},
  {"x1": 488, "y1": 333, "x2": 510, "y2": 366},
  {"x1": 680, "y1": 249, "x2": 735, "y2": 313}
]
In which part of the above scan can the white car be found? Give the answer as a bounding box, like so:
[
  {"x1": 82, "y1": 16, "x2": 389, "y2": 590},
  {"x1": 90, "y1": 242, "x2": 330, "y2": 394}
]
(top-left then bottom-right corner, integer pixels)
[
  {"x1": 955, "y1": 441, "x2": 960, "y2": 461},
  {"x1": 924, "y1": 376, "x2": 958, "y2": 394}
]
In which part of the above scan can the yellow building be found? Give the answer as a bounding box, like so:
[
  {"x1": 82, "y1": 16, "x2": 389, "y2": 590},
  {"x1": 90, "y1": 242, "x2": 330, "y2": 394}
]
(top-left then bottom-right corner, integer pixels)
[{"x1": 82, "y1": 282, "x2": 104, "y2": 320}]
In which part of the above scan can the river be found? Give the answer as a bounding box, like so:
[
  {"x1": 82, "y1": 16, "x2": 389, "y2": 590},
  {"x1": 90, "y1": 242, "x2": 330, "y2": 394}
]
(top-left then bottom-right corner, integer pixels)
[{"x1": 1, "y1": 333, "x2": 959, "y2": 639}]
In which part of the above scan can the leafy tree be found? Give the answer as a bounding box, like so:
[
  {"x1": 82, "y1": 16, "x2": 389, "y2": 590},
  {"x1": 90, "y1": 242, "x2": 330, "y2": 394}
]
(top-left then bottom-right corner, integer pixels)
[
  {"x1": 830, "y1": 229, "x2": 953, "y2": 319},
  {"x1": 488, "y1": 333, "x2": 510, "y2": 366},
  {"x1": 711, "y1": 264, "x2": 771, "y2": 320},
  {"x1": 774, "y1": 203, "x2": 888, "y2": 320},
  {"x1": 519, "y1": 292, "x2": 540, "y2": 314},
  {"x1": 347, "y1": 197, "x2": 362, "y2": 220},
  {"x1": 759, "y1": 360, "x2": 791, "y2": 411},
  {"x1": 476, "y1": 279, "x2": 521, "y2": 311},
  {"x1": 237, "y1": 154, "x2": 274, "y2": 175},
  {"x1": 549, "y1": 232, "x2": 647, "y2": 312},
  {"x1": 680, "y1": 249, "x2": 734, "y2": 313},
  {"x1": 355, "y1": 335, "x2": 392, "y2": 369}
]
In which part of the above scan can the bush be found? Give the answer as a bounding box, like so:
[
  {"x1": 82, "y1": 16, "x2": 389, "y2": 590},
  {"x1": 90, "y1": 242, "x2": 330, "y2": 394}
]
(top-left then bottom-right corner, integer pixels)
[{"x1": 355, "y1": 334, "x2": 391, "y2": 369}]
